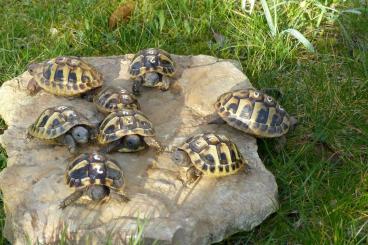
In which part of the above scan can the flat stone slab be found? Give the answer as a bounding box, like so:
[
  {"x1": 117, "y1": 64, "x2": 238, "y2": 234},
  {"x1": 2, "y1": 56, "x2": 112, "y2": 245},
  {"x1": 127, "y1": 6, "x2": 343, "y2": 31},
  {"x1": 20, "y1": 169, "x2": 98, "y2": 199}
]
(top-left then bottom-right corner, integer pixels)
[{"x1": 0, "y1": 54, "x2": 278, "y2": 244}]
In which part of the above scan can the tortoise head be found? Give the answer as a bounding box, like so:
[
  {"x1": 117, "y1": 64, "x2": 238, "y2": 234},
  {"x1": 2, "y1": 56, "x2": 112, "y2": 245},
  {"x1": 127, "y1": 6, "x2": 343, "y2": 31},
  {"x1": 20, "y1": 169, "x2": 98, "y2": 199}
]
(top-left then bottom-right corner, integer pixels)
[
  {"x1": 71, "y1": 126, "x2": 90, "y2": 144},
  {"x1": 87, "y1": 185, "x2": 110, "y2": 201},
  {"x1": 143, "y1": 72, "x2": 161, "y2": 87},
  {"x1": 121, "y1": 135, "x2": 145, "y2": 152},
  {"x1": 172, "y1": 148, "x2": 191, "y2": 167},
  {"x1": 27, "y1": 63, "x2": 43, "y2": 76}
]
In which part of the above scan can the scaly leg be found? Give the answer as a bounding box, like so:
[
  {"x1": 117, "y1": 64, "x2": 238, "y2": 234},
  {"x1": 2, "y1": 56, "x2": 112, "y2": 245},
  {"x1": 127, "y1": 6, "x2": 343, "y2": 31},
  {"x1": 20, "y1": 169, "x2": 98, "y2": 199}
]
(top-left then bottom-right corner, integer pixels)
[
  {"x1": 160, "y1": 76, "x2": 171, "y2": 91},
  {"x1": 110, "y1": 190, "x2": 130, "y2": 202},
  {"x1": 27, "y1": 78, "x2": 42, "y2": 95},
  {"x1": 186, "y1": 166, "x2": 203, "y2": 186},
  {"x1": 99, "y1": 140, "x2": 122, "y2": 154},
  {"x1": 206, "y1": 113, "x2": 226, "y2": 124},
  {"x1": 132, "y1": 78, "x2": 143, "y2": 96},
  {"x1": 144, "y1": 136, "x2": 163, "y2": 152},
  {"x1": 59, "y1": 189, "x2": 84, "y2": 209},
  {"x1": 62, "y1": 134, "x2": 77, "y2": 153}
]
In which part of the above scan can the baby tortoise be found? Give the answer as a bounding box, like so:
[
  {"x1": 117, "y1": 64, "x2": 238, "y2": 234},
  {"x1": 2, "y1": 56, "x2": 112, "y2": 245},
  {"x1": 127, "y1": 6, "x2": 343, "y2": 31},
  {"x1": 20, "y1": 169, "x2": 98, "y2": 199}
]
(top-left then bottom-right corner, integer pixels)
[
  {"x1": 129, "y1": 48, "x2": 175, "y2": 95},
  {"x1": 28, "y1": 106, "x2": 96, "y2": 153},
  {"x1": 59, "y1": 152, "x2": 129, "y2": 209},
  {"x1": 97, "y1": 109, "x2": 162, "y2": 153},
  {"x1": 93, "y1": 86, "x2": 141, "y2": 114},
  {"x1": 27, "y1": 56, "x2": 103, "y2": 98},
  {"x1": 172, "y1": 133, "x2": 248, "y2": 185},
  {"x1": 210, "y1": 88, "x2": 297, "y2": 138}
]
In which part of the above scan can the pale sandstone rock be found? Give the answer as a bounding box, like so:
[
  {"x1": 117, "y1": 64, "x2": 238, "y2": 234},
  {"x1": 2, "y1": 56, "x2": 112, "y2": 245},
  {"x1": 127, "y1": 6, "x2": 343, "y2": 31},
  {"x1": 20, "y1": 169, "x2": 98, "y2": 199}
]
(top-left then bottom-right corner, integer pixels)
[{"x1": 0, "y1": 55, "x2": 278, "y2": 244}]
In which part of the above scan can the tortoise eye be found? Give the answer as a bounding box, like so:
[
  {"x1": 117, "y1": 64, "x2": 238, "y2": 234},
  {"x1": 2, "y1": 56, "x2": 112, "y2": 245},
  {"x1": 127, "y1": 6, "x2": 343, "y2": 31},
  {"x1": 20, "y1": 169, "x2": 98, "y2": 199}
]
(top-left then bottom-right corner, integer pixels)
[
  {"x1": 254, "y1": 92, "x2": 260, "y2": 98},
  {"x1": 267, "y1": 96, "x2": 273, "y2": 102},
  {"x1": 278, "y1": 104, "x2": 284, "y2": 111}
]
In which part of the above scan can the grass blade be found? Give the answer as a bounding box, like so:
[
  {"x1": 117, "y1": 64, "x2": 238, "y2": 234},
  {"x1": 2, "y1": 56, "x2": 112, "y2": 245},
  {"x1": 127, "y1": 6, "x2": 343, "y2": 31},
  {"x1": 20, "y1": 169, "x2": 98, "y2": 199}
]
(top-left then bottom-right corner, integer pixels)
[
  {"x1": 260, "y1": 0, "x2": 276, "y2": 36},
  {"x1": 281, "y1": 28, "x2": 315, "y2": 53}
]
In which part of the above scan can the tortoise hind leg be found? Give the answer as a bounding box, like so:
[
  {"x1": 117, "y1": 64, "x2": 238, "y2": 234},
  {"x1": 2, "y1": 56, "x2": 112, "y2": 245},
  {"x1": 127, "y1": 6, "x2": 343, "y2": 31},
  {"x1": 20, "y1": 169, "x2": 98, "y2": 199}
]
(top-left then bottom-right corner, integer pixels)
[
  {"x1": 59, "y1": 189, "x2": 84, "y2": 209},
  {"x1": 27, "y1": 78, "x2": 42, "y2": 95}
]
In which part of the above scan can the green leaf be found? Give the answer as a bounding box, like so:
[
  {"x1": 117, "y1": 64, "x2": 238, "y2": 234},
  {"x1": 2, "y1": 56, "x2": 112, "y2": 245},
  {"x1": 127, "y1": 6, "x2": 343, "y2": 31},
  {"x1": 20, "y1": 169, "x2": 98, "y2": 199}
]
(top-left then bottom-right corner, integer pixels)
[
  {"x1": 184, "y1": 20, "x2": 191, "y2": 34},
  {"x1": 158, "y1": 10, "x2": 165, "y2": 32},
  {"x1": 260, "y1": 0, "x2": 276, "y2": 36},
  {"x1": 281, "y1": 28, "x2": 315, "y2": 53}
]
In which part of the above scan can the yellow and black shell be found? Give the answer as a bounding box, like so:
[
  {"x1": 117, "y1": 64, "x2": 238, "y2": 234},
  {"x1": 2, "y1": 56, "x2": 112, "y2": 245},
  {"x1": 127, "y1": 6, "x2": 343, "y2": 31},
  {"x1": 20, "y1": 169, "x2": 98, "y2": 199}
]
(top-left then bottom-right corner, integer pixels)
[
  {"x1": 28, "y1": 56, "x2": 103, "y2": 96},
  {"x1": 93, "y1": 86, "x2": 141, "y2": 114},
  {"x1": 28, "y1": 105, "x2": 94, "y2": 139},
  {"x1": 97, "y1": 109, "x2": 155, "y2": 144},
  {"x1": 66, "y1": 152, "x2": 124, "y2": 189},
  {"x1": 178, "y1": 133, "x2": 246, "y2": 177},
  {"x1": 128, "y1": 48, "x2": 175, "y2": 78},
  {"x1": 215, "y1": 88, "x2": 291, "y2": 138}
]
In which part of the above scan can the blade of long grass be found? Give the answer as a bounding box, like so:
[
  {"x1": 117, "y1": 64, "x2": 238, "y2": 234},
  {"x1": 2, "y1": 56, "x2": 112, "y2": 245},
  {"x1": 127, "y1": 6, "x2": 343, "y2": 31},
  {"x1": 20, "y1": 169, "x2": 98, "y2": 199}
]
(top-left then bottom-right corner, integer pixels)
[
  {"x1": 260, "y1": 0, "x2": 276, "y2": 36},
  {"x1": 281, "y1": 28, "x2": 315, "y2": 53}
]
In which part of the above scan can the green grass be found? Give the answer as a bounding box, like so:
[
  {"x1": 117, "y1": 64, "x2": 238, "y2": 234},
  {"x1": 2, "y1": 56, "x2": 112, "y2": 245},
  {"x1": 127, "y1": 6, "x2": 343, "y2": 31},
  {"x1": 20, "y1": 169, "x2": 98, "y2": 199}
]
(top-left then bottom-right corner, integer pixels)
[{"x1": 1, "y1": 0, "x2": 368, "y2": 244}]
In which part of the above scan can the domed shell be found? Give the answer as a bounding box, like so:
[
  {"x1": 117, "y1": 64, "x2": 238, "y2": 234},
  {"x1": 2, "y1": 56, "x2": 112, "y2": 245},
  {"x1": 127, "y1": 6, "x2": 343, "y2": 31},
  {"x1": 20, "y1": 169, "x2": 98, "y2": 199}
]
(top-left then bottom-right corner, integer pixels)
[
  {"x1": 178, "y1": 133, "x2": 246, "y2": 177},
  {"x1": 66, "y1": 152, "x2": 124, "y2": 189},
  {"x1": 28, "y1": 56, "x2": 103, "y2": 96},
  {"x1": 129, "y1": 48, "x2": 175, "y2": 78},
  {"x1": 93, "y1": 86, "x2": 141, "y2": 114},
  {"x1": 97, "y1": 109, "x2": 155, "y2": 144},
  {"x1": 28, "y1": 105, "x2": 94, "y2": 139},
  {"x1": 215, "y1": 88, "x2": 291, "y2": 138}
]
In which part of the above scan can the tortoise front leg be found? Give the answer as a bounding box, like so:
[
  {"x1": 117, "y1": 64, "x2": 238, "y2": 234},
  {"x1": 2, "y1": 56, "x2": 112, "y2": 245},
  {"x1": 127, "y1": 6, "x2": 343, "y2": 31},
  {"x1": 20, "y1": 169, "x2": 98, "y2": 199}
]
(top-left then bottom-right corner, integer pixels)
[
  {"x1": 62, "y1": 134, "x2": 77, "y2": 153},
  {"x1": 160, "y1": 76, "x2": 171, "y2": 91},
  {"x1": 59, "y1": 189, "x2": 84, "y2": 209},
  {"x1": 144, "y1": 136, "x2": 163, "y2": 152},
  {"x1": 132, "y1": 78, "x2": 143, "y2": 96},
  {"x1": 110, "y1": 190, "x2": 130, "y2": 203},
  {"x1": 99, "y1": 140, "x2": 122, "y2": 154},
  {"x1": 186, "y1": 166, "x2": 203, "y2": 186},
  {"x1": 27, "y1": 78, "x2": 42, "y2": 95}
]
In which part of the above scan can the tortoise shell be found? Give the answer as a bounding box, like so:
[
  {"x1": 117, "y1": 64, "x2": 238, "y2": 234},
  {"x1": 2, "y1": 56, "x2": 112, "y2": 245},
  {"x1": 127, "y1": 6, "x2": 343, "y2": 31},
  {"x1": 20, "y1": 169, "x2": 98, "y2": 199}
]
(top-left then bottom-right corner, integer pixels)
[
  {"x1": 215, "y1": 88, "x2": 291, "y2": 138},
  {"x1": 28, "y1": 105, "x2": 93, "y2": 139},
  {"x1": 97, "y1": 109, "x2": 155, "y2": 144},
  {"x1": 128, "y1": 48, "x2": 175, "y2": 78},
  {"x1": 178, "y1": 133, "x2": 246, "y2": 177},
  {"x1": 66, "y1": 152, "x2": 124, "y2": 190},
  {"x1": 93, "y1": 86, "x2": 141, "y2": 114},
  {"x1": 28, "y1": 56, "x2": 103, "y2": 96}
]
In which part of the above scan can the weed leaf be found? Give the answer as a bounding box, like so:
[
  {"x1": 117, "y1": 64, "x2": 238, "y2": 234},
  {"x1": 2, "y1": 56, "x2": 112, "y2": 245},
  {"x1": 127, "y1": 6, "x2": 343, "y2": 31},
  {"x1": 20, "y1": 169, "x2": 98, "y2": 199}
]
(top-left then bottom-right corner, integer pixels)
[{"x1": 281, "y1": 28, "x2": 315, "y2": 53}]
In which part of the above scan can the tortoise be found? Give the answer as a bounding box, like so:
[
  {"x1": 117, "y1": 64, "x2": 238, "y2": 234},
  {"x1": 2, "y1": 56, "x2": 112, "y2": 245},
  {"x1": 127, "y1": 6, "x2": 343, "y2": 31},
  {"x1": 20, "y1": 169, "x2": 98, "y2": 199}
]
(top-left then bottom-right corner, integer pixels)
[
  {"x1": 128, "y1": 48, "x2": 176, "y2": 95},
  {"x1": 28, "y1": 105, "x2": 96, "y2": 153},
  {"x1": 172, "y1": 133, "x2": 248, "y2": 185},
  {"x1": 27, "y1": 56, "x2": 103, "y2": 98},
  {"x1": 209, "y1": 88, "x2": 297, "y2": 138},
  {"x1": 93, "y1": 86, "x2": 141, "y2": 114},
  {"x1": 59, "y1": 152, "x2": 129, "y2": 209},
  {"x1": 97, "y1": 109, "x2": 162, "y2": 153}
]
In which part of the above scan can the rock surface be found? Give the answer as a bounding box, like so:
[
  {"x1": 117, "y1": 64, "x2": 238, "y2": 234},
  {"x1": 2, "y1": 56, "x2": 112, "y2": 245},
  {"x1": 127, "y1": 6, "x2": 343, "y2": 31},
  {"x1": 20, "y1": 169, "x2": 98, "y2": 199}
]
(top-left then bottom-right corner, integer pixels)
[{"x1": 0, "y1": 54, "x2": 278, "y2": 244}]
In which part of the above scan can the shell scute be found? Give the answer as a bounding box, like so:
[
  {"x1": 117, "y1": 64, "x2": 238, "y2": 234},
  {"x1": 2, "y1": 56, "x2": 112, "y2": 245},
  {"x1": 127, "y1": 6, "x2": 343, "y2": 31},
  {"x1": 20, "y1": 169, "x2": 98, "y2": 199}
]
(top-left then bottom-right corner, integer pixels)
[
  {"x1": 179, "y1": 133, "x2": 247, "y2": 177},
  {"x1": 28, "y1": 106, "x2": 93, "y2": 139},
  {"x1": 28, "y1": 56, "x2": 103, "y2": 96},
  {"x1": 97, "y1": 109, "x2": 154, "y2": 144},
  {"x1": 66, "y1": 152, "x2": 123, "y2": 190},
  {"x1": 215, "y1": 88, "x2": 292, "y2": 138}
]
